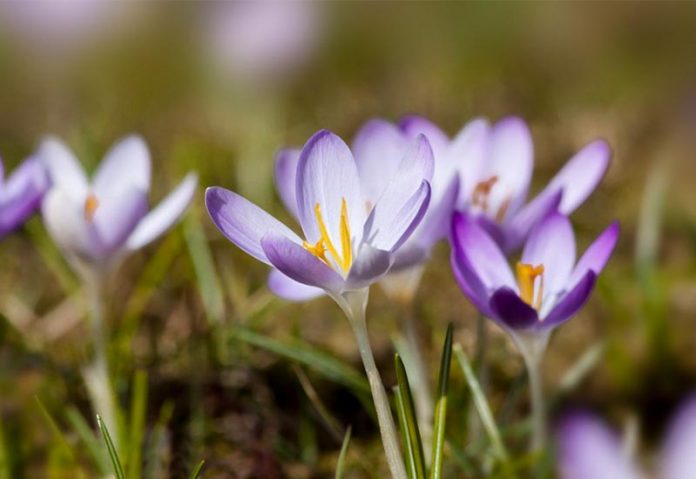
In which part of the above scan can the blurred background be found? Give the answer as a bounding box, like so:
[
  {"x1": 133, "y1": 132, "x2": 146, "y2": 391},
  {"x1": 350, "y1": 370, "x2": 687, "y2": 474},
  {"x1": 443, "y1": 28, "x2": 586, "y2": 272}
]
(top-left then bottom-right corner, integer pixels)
[{"x1": 1, "y1": 2, "x2": 696, "y2": 477}]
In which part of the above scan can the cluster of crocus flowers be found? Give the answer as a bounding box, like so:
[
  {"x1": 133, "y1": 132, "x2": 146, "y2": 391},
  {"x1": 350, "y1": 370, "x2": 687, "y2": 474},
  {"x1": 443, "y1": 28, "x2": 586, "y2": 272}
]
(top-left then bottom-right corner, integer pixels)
[
  {"x1": 38, "y1": 135, "x2": 198, "y2": 279},
  {"x1": 0, "y1": 155, "x2": 48, "y2": 238},
  {"x1": 557, "y1": 395, "x2": 696, "y2": 479}
]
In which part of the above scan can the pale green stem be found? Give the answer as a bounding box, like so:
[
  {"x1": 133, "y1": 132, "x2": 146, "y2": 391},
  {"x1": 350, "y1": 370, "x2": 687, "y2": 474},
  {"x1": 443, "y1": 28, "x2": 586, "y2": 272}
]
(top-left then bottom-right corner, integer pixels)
[
  {"x1": 335, "y1": 290, "x2": 407, "y2": 479},
  {"x1": 401, "y1": 302, "x2": 433, "y2": 441},
  {"x1": 82, "y1": 275, "x2": 119, "y2": 451},
  {"x1": 514, "y1": 332, "x2": 549, "y2": 452}
]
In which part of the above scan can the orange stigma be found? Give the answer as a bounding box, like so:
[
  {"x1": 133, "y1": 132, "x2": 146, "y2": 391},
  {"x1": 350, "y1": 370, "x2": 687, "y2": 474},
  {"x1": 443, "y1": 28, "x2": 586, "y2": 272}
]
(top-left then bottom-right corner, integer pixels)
[
  {"x1": 84, "y1": 194, "x2": 99, "y2": 222},
  {"x1": 516, "y1": 262, "x2": 545, "y2": 311}
]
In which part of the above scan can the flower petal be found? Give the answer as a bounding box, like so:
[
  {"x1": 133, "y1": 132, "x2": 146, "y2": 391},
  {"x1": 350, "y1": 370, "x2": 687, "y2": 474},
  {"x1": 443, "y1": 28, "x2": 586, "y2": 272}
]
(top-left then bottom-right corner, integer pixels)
[
  {"x1": 450, "y1": 246, "x2": 495, "y2": 318},
  {"x1": 545, "y1": 139, "x2": 611, "y2": 215},
  {"x1": 521, "y1": 211, "x2": 576, "y2": 298},
  {"x1": 42, "y1": 189, "x2": 103, "y2": 261},
  {"x1": 204, "y1": 185, "x2": 299, "y2": 264},
  {"x1": 567, "y1": 221, "x2": 619, "y2": 288},
  {"x1": 38, "y1": 137, "x2": 88, "y2": 199},
  {"x1": 540, "y1": 271, "x2": 596, "y2": 329},
  {"x1": 660, "y1": 395, "x2": 696, "y2": 479},
  {"x1": 261, "y1": 234, "x2": 345, "y2": 294},
  {"x1": 504, "y1": 188, "x2": 563, "y2": 252},
  {"x1": 489, "y1": 287, "x2": 539, "y2": 330},
  {"x1": 268, "y1": 269, "x2": 324, "y2": 301},
  {"x1": 448, "y1": 118, "x2": 490, "y2": 201},
  {"x1": 450, "y1": 212, "x2": 515, "y2": 290},
  {"x1": 127, "y1": 173, "x2": 198, "y2": 251},
  {"x1": 274, "y1": 148, "x2": 301, "y2": 218},
  {"x1": 398, "y1": 115, "x2": 450, "y2": 160},
  {"x1": 352, "y1": 118, "x2": 409, "y2": 202},
  {"x1": 556, "y1": 412, "x2": 641, "y2": 479},
  {"x1": 346, "y1": 244, "x2": 392, "y2": 290},
  {"x1": 93, "y1": 185, "x2": 148, "y2": 254},
  {"x1": 296, "y1": 130, "x2": 366, "y2": 246},
  {"x1": 0, "y1": 156, "x2": 49, "y2": 236},
  {"x1": 93, "y1": 135, "x2": 151, "y2": 197},
  {"x1": 413, "y1": 174, "x2": 460, "y2": 250}
]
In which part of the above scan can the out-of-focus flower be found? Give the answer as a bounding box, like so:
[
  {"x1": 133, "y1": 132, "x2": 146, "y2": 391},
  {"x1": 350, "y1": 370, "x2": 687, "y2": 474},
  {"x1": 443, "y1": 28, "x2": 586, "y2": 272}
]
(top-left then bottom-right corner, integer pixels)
[
  {"x1": 206, "y1": 129, "x2": 432, "y2": 299},
  {"x1": 405, "y1": 116, "x2": 611, "y2": 252},
  {"x1": 557, "y1": 395, "x2": 696, "y2": 479},
  {"x1": 39, "y1": 135, "x2": 197, "y2": 277},
  {"x1": 204, "y1": 0, "x2": 320, "y2": 84},
  {"x1": 0, "y1": 155, "x2": 49, "y2": 238},
  {"x1": 451, "y1": 210, "x2": 618, "y2": 336},
  {"x1": 269, "y1": 118, "x2": 459, "y2": 302}
]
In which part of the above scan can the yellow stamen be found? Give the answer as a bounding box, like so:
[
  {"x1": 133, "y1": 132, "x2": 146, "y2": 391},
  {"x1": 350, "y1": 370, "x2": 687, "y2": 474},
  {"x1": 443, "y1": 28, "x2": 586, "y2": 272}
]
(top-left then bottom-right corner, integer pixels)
[
  {"x1": 516, "y1": 262, "x2": 545, "y2": 311},
  {"x1": 84, "y1": 194, "x2": 99, "y2": 222},
  {"x1": 305, "y1": 198, "x2": 353, "y2": 273}
]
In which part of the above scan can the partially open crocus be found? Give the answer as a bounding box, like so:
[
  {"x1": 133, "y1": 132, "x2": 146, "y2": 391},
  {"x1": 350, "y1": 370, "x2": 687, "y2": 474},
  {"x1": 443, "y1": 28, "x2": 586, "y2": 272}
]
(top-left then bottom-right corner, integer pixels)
[
  {"x1": 0, "y1": 155, "x2": 49, "y2": 238},
  {"x1": 451, "y1": 209, "x2": 619, "y2": 448},
  {"x1": 404, "y1": 115, "x2": 611, "y2": 253},
  {"x1": 206, "y1": 129, "x2": 432, "y2": 479},
  {"x1": 557, "y1": 396, "x2": 696, "y2": 479},
  {"x1": 269, "y1": 118, "x2": 458, "y2": 303},
  {"x1": 39, "y1": 135, "x2": 198, "y2": 278}
]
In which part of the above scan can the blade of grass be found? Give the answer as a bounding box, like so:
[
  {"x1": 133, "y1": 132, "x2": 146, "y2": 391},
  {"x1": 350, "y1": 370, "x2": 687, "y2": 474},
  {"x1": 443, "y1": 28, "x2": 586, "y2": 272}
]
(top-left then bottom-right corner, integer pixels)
[
  {"x1": 34, "y1": 397, "x2": 81, "y2": 473},
  {"x1": 127, "y1": 370, "x2": 149, "y2": 479},
  {"x1": 97, "y1": 414, "x2": 126, "y2": 479},
  {"x1": 230, "y1": 326, "x2": 370, "y2": 394},
  {"x1": 189, "y1": 460, "x2": 206, "y2": 479},
  {"x1": 429, "y1": 324, "x2": 453, "y2": 479},
  {"x1": 453, "y1": 344, "x2": 509, "y2": 464},
  {"x1": 334, "y1": 425, "x2": 352, "y2": 479},
  {"x1": 65, "y1": 406, "x2": 110, "y2": 475},
  {"x1": 394, "y1": 354, "x2": 426, "y2": 479},
  {"x1": 394, "y1": 387, "x2": 420, "y2": 479}
]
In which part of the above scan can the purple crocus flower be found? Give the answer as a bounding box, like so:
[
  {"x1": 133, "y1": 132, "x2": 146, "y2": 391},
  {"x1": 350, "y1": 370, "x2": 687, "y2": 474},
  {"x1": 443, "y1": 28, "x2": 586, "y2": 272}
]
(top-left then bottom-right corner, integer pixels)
[
  {"x1": 557, "y1": 395, "x2": 696, "y2": 479},
  {"x1": 206, "y1": 129, "x2": 432, "y2": 300},
  {"x1": 451, "y1": 210, "x2": 619, "y2": 337},
  {"x1": 39, "y1": 135, "x2": 198, "y2": 277},
  {"x1": 269, "y1": 119, "x2": 458, "y2": 302},
  {"x1": 0, "y1": 155, "x2": 49, "y2": 238},
  {"x1": 402, "y1": 115, "x2": 612, "y2": 253}
]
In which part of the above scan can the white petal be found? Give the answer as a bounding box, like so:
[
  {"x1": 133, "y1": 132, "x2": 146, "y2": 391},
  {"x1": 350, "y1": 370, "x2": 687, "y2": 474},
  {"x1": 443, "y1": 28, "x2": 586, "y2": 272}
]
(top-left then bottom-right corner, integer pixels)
[
  {"x1": 38, "y1": 137, "x2": 88, "y2": 199},
  {"x1": 93, "y1": 135, "x2": 151, "y2": 197},
  {"x1": 42, "y1": 188, "x2": 102, "y2": 261}
]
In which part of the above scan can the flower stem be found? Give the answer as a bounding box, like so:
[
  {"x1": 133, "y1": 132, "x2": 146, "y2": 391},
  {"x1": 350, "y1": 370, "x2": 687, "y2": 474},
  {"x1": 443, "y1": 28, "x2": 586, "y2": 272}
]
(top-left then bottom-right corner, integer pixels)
[
  {"x1": 336, "y1": 290, "x2": 407, "y2": 479},
  {"x1": 514, "y1": 333, "x2": 550, "y2": 452},
  {"x1": 468, "y1": 313, "x2": 489, "y2": 442},
  {"x1": 82, "y1": 275, "x2": 119, "y2": 450}
]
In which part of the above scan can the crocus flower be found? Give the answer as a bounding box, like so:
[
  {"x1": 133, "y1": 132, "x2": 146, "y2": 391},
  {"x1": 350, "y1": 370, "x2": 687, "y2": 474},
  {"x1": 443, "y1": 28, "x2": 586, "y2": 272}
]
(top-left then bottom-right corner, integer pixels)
[
  {"x1": 451, "y1": 210, "x2": 619, "y2": 338},
  {"x1": 39, "y1": 135, "x2": 198, "y2": 277},
  {"x1": 206, "y1": 129, "x2": 433, "y2": 300},
  {"x1": 269, "y1": 118, "x2": 459, "y2": 302},
  {"x1": 557, "y1": 395, "x2": 696, "y2": 479},
  {"x1": 403, "y1": 115, "x2": 611, "y2": 252},
  {"x1": 0, "y1": 155, "x2": 49, "y2": 238}
]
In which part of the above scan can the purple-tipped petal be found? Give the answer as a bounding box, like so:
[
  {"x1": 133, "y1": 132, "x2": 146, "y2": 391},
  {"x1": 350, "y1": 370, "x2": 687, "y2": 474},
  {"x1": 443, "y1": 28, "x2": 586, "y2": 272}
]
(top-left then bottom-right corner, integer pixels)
[
  {"x1": 363, "y1": 134, "x2": 434, "y2": 250},
  {"x1": 93, "y1": 135, "x2": 151, "y2": 197},
  {"x1": 0, "y1": 156, "x2": 49, "y2": 236},
  {"x1": 556, "y1": 412, "x2": 641, "y2": 479},
  {"x1": 93, "y1": 186, "x2": 148, "y2": 254},
  {"x1": 412, "y1": 175, "x2": 460, "y2": 249},
  {"x1": 451, "y1": 212, "x2": 515, "y2": 290},
  {"x1": 38, "y1": 137, "x2": 88, "y2": 199},
  {"x1": 353, "y1": 118, "x2": 409, "y2": 202},
  {"x1": 261, "y1": 234, "x2": 345, "y2": 294},
  {"x1": 205, "y1": 186, "x2": 299, "y2": 264},
  {"x1": 450, "y1": 247, "x2": 495, "y2": 318},
  {"x1": 296, "y1": 130, "x2": 366, "y2": 246},
  {"x1": 521, "y1": 211, "x2": 576, "y2": 298},
  {"x1": 660, "y1": 395, "x2": 696, "y2": 479},
  {"x1": 398, "y1": 115, "x2": 450, "y2": 160},
  {"x1": 482, "y1": 117, "x2": 533, "y2": 217},
  {"x1": 345, "y1": 244, "x2": 393, "y2": 290},
  {"x1": 268, "y1": 269, "x2": 324, "y2": 301},
  {"x1": 545, "y1": 139, "x2": 611, "y2": 215},
  {"x1": 504, "y1": 189, "x2": 563, "y2": 252},
  {"x1": 568, "y1": 221, "x2": 619, "y2": 288},
  {"x1": 274, "y1": 149, "x2": 301, "y2": 218},
  {"x1": 127, "y1": 173, "x2": 198, "y2": 251},
  {"x1": 489, "y1": 287, "x2": 539, "y2": 330},
  {"x1": 449, "y1": 118, "x2": 490, "y2": 200},
  {"x1": 540, "y1": 271, "x2": 596, "y2": 329}
]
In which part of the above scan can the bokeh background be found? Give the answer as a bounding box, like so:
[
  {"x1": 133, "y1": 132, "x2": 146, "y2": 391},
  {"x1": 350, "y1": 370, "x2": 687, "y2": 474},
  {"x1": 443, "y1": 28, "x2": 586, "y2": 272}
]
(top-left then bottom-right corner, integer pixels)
[{"x1": 1, "y1": 2, "x2": 696, "y2": 477}]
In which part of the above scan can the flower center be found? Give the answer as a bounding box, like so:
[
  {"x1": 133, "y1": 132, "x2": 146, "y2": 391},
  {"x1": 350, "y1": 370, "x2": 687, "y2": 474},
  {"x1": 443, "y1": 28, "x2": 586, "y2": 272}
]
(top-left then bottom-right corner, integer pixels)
[
  {"x1": 84, "y1": 193, "x2": 99, "y2": 222},
  {"x1": 472, "y1": 175, "x2": 511, "y2": 222},
  {"x1": 303, "y1": 198, "x2": 352, "y2": 273},
  {"x1": 516, "y1": 262, "x2": 545, "y2": 311}
]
